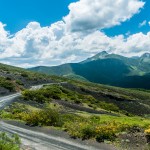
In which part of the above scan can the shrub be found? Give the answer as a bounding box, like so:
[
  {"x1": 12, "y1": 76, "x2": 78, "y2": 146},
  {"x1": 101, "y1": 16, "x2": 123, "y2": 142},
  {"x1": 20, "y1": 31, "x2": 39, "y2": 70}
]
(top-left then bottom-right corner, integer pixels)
[
  {"x1": 145, "y1": 128, "x2": 150, "y2": 135},
  {"x1": 98, "y1": 101, "x2": 119, "y2": 112},
  {"x1": 6, "y1": 77, "x2": 12, "y2": 80},
  {"x1": 0, "y1": 77, "x2": 15, "y2": 92},
  {"x1": 22, "y1": 90, "x2": 48, "y2": 103},
  {"x1": 74, "y1": 99, "x2": 81, "y2": 104},
  {"x1": 63, "y1": 116, "x2": 130, "y2": 142},
  {"x1": 16, "y1": 80, "x2": 24, "y2": 86},
  {"x1": 22, "y1": 85, "x2": 63, "y2": 103},
  {"x1": 95, "y1": 125, "x2": 117, "y2": 142},
  {"x1": 24, "y1": 108, "x2": 62, "y2": 127},
  {"x1": 0, "y1": 132, "x2": 20, "y2": 150},
  {"x1": 81, "y1": 125, "x2": 96, "y2": 139},
  {"x1": 90, "y1": 115, "x2": 101, "y2": 122},
  {"x1": 21, "y1": 73, "x2": 28, "y2": 77}
]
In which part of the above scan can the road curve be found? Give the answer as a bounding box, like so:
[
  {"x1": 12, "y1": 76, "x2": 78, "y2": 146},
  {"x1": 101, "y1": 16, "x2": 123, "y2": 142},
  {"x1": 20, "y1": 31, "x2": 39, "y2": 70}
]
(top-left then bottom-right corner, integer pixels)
[
  {"x1": 0, "y1": 93, "x2": 21, "y2": 110},
  {"x1": 0, "y1": 121, "x2": 115, "y2": 150},
  {"x1": 0, "y1": 83, "x2": 61, "y2": 109}
]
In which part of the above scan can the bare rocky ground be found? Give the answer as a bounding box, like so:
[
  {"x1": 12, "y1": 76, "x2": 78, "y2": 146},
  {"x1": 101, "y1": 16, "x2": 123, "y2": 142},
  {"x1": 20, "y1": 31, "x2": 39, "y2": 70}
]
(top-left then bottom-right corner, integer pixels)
[
  {"x1": 60, "y1": 83, "x2": 150, "y2": 116},
  {"x1": 53, "y1": 99, "x2": 119, "y2": 116},
  {"x1": 115, "y1": 127, "x2": 150, "y2": 150}
]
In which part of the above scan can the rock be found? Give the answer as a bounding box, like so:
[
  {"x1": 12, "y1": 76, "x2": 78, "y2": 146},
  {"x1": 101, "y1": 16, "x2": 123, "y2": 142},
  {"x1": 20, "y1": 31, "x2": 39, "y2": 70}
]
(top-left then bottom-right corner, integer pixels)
[
  {"x1": 125, "y1": 139, "x2": 130, "y2": 143},
  {"x1": 146, "y1": 135, "x2": 150, "y2": 143},
  {"x1": 129, "y1": 126, "x2": 143, "y2": 133}
]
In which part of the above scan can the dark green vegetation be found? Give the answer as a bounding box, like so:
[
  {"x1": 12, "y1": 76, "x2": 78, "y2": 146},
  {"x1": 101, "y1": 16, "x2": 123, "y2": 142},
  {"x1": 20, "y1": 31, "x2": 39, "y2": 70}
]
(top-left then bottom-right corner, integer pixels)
[
  {"x1": 0, "y1": 77, "x2": 15, "y2": 92},
  {"x1": 29, "y1": 51, "x2": 150, "y2": 89},
  {"x1": 0, "y1": 132, "x2": 20, "y2": 150},
  {"x1": 0, "y1": 63, "x2": 52, "y2": 95}
]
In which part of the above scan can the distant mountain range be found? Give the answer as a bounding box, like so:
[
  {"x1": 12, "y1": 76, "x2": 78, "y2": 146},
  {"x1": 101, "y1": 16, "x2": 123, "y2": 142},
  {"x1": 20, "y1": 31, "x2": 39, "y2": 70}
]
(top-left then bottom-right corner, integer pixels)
[{"x1": 29, "y1": 51, "x2": 150, "y2": 89}]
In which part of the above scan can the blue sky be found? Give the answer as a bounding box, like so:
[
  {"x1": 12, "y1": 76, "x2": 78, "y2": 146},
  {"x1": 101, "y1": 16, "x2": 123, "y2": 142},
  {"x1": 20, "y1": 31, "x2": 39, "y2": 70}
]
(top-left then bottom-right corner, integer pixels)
[
  {"x1": 0, "y1": 0, "x2": 77, "y2": 33},
  {"x1": 0, "y1": 0, "x2": 149, "y2": 67},
  {"x1": 104, "y1": 0, "x2": 150, "y2": 36},
  {"x1": 0, "y1": 0, "x2": 149, "y2": 36}
]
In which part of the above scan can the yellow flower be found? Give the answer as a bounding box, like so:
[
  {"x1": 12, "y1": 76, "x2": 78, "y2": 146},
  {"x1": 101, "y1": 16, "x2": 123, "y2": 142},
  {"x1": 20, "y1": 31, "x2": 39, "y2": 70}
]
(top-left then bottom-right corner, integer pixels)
[{"x1": 145, "y1": 129, "x2": 150, "y2": 134}]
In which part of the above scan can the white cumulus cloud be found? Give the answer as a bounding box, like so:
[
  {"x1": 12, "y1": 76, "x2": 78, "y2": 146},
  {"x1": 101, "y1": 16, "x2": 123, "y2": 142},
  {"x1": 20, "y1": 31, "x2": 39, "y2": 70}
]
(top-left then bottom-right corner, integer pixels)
[
  {"x1": 0, "y1": 0, "x2": 148, "y2": 67},
  {"x1": 64, "y1": 0, "x2": 145, "y2": 32}
]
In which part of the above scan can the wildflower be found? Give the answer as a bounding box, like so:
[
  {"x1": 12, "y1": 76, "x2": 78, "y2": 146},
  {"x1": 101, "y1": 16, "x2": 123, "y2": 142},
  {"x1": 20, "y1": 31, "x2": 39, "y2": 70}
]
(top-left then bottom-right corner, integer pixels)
[{"x1": 145, "y1": 129, "x2": 150, "y2": 134}]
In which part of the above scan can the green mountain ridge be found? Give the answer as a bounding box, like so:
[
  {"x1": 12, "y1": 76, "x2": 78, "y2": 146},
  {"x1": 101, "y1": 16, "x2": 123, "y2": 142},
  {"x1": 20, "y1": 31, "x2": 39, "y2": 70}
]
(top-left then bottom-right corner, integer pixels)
[{"x1": 29, "y1": 51, "x2": 150, "y2": 89}]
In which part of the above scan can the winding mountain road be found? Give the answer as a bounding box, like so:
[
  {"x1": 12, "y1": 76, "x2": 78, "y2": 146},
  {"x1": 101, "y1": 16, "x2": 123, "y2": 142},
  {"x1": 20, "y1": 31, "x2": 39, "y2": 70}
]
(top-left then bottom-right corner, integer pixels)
[
  {"x1": 0, "y1": 82, "x2": 65, "y2": 109},
  {"x1": 0, "y1": 84, "x2": 117, "y2": 150},
  {"x1": 0, "y1": 93, "x2": 21, "y2": 110},
  {"x1": 0, "y1": 121, "x2": 109, "y2": 150}
]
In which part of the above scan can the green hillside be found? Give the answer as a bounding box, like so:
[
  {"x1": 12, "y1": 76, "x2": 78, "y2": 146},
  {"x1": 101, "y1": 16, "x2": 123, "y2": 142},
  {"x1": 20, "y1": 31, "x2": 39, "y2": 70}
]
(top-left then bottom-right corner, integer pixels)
[
  {"x1": 1, "y1": 75, "x2": 150, "y2": 149},
  {"x1": 0, "y1": 63, "x2": 52, "y2": 95},
  {"x1": 29, "y1": 52, "x2": 150, "y2": 89}
]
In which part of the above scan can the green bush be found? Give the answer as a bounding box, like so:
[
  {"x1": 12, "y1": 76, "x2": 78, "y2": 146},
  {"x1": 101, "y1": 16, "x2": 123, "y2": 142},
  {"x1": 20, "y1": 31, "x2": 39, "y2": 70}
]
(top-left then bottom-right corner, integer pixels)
[
  {"x1": 74, "y1": 99, "x2": 81, "y2": 104},
  {"x1": 96, "y1": 133, "x2": 115, "y2": 142},
  {"x1": 63, "y1": 115, "x2": 130, "y2": 142},
  {"x1": 21, "y1": 73, "x2": 28, "y2": 77},
  {"x1": 81, "y1": 125, "x2": 96, "y2": 139},
  {"x1": 22, "y1": 90, "x2": 48, "y2": 103},
  {"x1": 0, "y1": 77, "x2": 15, "y2": 92},
  {"x1": 22, "y1": 85, "x2": 63, "y2": 103},
  {"x1": 16, "y1": 80, "x2": 24, "y2": 86},
  {"x1": 24, "y1": 108, "x2": 62, "y2": 127},
  {"x1": 0, "y1": 132, "x2": 20, "y2": 150},
  {"x1": 98, "y1": 101, "x2": 119, "y2": 112}
]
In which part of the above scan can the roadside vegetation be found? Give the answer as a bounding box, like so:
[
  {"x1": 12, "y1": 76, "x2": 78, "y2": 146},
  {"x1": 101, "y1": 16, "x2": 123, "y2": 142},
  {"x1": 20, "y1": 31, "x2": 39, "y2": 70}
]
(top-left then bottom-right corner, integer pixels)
[
  {"x1": 1, "y1": 102, "x2": 150, "y2": 144},
  {"x1": 0, "y1": 77, "x2": 15, "y2": 92},
  {"x1": 0, "y1": 132, "x2": 20, "y2": 150}
]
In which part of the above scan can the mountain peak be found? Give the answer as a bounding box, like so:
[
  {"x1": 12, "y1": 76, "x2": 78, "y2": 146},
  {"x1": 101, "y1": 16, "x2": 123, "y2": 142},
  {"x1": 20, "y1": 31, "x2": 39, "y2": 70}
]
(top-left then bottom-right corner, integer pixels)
[
  {"x1": 98, "y1": 51, "x2": 108, "y2": 55},
  {"x1": 94, "y1": 51, "x2": 108, "y2": 58},
  {"x1": 90, "y1": 51, "x2": 109, "y2": 59},
  {"x1": 140, "y1": 53, "x2": 150, "y2": 64},
  {"x1": 141, "y1": 53, "x2": 150, "y2": 58},
  {"x1": 81, "y1": 51, "x2": 109, "y2": 64}
]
